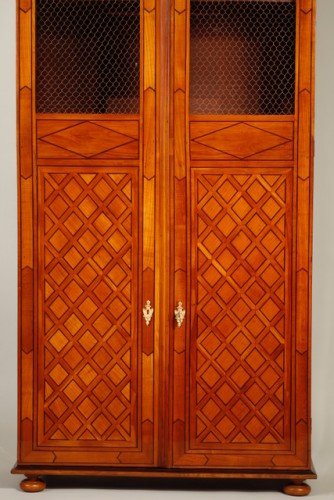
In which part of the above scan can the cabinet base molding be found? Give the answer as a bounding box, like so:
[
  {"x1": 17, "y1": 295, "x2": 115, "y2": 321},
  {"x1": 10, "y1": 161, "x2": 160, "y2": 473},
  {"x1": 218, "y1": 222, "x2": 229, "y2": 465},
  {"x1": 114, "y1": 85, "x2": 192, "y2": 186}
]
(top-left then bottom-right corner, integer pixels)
[{"x1": 12, "y1": 464, "x2": 316, "y2": 494}]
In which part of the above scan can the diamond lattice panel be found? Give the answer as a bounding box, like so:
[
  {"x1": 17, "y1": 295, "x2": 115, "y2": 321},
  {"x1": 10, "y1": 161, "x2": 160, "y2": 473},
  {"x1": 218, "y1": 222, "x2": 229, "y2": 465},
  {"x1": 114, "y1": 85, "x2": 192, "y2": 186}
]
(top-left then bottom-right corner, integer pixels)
[
  {"x1": 190, "y1": 0, "x2": 296, "y2": 115},
  {"x1": 39, "y1": 170, "x2": 138, "y2": 447},
  {"x1": 191, "y1": 171, "x2": 291, "y2": 448}
]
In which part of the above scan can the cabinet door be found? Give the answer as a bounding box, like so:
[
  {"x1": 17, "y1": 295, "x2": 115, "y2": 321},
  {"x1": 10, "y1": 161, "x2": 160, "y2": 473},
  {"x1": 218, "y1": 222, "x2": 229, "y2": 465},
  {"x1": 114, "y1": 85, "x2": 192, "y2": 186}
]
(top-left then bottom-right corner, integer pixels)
[
  {"x1": 171, "y1": 0, "x2": 314, "y2": 469},
  {"x1": 18, "y1": 0, "x2": 159, "y2": 467}
]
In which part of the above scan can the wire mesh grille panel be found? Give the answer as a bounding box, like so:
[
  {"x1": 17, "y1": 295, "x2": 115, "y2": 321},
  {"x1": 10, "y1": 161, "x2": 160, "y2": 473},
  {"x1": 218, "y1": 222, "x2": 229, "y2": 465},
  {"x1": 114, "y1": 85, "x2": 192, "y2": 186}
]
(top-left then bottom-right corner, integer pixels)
[
  {"x1": 36, "y1": 0, "x2": 140, "y2": 114},
  {"x1": 190, "y1": 0, "x2": 296, "y2": 115}
]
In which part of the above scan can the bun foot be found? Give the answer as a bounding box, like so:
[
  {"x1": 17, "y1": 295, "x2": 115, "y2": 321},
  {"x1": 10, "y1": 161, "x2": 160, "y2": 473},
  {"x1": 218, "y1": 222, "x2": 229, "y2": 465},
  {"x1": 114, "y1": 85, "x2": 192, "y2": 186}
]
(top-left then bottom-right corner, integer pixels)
[
  {"x1": 283, "y1": 482, "x2": 311, "y2": 496},
  {"x1": 20, "y1": 476, "x2": 46, "y2": 493}
]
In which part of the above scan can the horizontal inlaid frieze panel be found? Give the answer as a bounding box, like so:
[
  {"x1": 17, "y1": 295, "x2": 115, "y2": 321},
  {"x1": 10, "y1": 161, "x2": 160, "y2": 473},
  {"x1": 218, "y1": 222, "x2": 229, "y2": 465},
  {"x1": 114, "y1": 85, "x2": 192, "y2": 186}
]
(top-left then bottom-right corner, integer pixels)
[
  {"x1": 37, "y1": 118, "x2": 139, "y2": 160},
  {"x1": 190, "y1": 120, "x2": 294, "y2": 161}
]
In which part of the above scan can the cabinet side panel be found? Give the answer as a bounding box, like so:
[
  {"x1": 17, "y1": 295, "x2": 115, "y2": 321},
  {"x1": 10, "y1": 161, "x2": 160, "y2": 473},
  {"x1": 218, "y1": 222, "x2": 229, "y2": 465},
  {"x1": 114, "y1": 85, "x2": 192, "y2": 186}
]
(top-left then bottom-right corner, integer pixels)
[{"x1": 17, "y1": 0, "x2": 35, "y2": 463}]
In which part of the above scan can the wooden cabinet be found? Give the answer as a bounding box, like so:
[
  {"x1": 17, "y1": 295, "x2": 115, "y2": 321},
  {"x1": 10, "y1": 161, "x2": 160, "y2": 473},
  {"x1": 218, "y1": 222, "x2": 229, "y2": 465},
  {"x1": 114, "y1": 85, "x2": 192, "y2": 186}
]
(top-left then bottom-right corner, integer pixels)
[{"x1": 13, "y1": 0, "x2": 316, "y2": 495}]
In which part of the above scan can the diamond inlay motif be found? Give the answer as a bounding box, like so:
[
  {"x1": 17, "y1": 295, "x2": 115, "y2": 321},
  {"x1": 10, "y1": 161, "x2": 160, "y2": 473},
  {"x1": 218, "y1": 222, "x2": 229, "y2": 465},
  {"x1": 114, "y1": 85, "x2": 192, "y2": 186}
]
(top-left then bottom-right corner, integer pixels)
[
  {"x1": 194, "y1": 123, "x2": 290, "y2": 159},
  {"x1": 202, "y1": 298, "x2": 222, "y2": 321},
  {"x1": 64, "y1": 281, "x2": 84, "y2": 302},
  {"x1": 203, "y1": 265, "x2": 222, "y2": 287},
  {"x1": 108, "y1": 196, "x2": 128, "y2": 218},
  {"x1": 216, "y1": 349, "x2": 236, "y2": 371},
  {"x1": 93, "y1": 179, "x2": 113, "y2": 201},
  {"x1": 201, "y1": 366, "x2": 221, "y2": 388},
  {"x1": 247, "y1": 214, "x2": 266, "y2": 236},
  {"x1": 78, "y1": 398, "x2": 97, "y2": 419},
  {"x1": 63, "y1": 414, "x2": 82, "y2": 435},
  {"x1": 245, "y1": 282, "x2": 266, "y2": 305},
  {"x1": 79, "y1": 297, "x2": 97, "y2": 319},
  {"x1": 49, "y1": 264, "x2": 68, "y2": 285},
  {"x1": 43, "y1": 122, "x2": 135, "y2": 158},
  {"x1": 64, "y1": 247, "x2": 83, "y2": 268},
  {"x1": 64, "y1": 380, "x2": 82, "y2": 402},
  {"x1": 232, "y1": 198, "x2": 252, "y2": 220},
  {"x1": 50, "y1": 297, "x2": 69, "y2": 318},
  {"x1": 93, "y1": 247, "x2": 112, "y2": 269},
  {"x1": 93, "y1": 213, "x2": 113, "y2": 235},
  {"x1": 79, "y1": 331, "x2": 98, "y2": 352},
  {"x1": 217, "y1": 180, "x2": 237, "y2": 202},
  {"x1": 202, "y1": 197, "x2": 222, "y2": 220},
  {"x1": 93, "y1": 281, "x2": 113, "y2": 302},
  {"x1": 49, "y1": 397, "x2": 68, "y2": 419},
  {"x1": 50, "y1": 195, "x2": 69, "y2": 218},
  {"x1": 65, "y1": 314, "x2": 83, "y2": 335},
  {"x1": 79, "y1": 230, "x2": 98, "y2": 252},
  {"x1": 202, "y1": 232, "x2": 222, "y2": 254},
  {"x1": 217, "y1": 248, "x2": 236, "y2": 270},
  {"x1": 245, "y1": 383, "x2": 265, "y2": 406},
  {"x1": 49, "y1": 364, "x2": 69, "y2": 386},
  {"x1": 216, "y1": 383, "x2": 235, "y2": 405},
  {"x1": 108, "y1": 398, "x2": 127, "y2": 419},
  {"x1": 79, "y1": 196, "x2": 98, "y2": 218},
  {"x1": 231, "y1": 332, "x2": 251, "y2": 354},
  {"x1": 260, "y1": 332, "x2": 281, "y2": 355},
  {"x1": 49, "y1": 330, "x2": 69, "y2": 352},
  {"x1": 64, "y1": 348, "x2": 83, "y2": 369},
  {"x1": 39, "y1": 171, "x2": 137, "y2": 446},
  {"x1": 261, "y1": 265, "x2": 281, "y2": 287},
  {"x1": 246, "y1": 416, "x2": 265, "y2": 438},
  {"x1": 231, "y1": 265, "x2": 251, "y2": 287},
  {"x1": 230, "y1": 366, "x2": 251, "y2": 388},
  {"x1": 247, "y1": 180, "x2": 266, "y2": 203},
  {"x1": 202, "y1": 399, "x2": 221, "y2": 421},
  {"x1": 108, "y1": 230, "x2": 127, "y2": 253},
  {"x1": 217, "y1": 213, "x2": 237, "y2": 237},
  {"x1": 78, "y1": 364, "x2": 98, "y2": 386},
  {"x1": 218, "y1": 282, "x2": 237, "y2": 304},
  {"x1": 94, "y1": 314, "x2": 112, "y2": 336},
  {"x1": 216, "y1": 416, "x2": 235, "y2": 438},
  {"x1": 64, "y1": 179, "x2": 83, "y2": 201},
  {"x1": 193, "y1": 172, "x2": 290, "y2": 447},
  {"x1": 201, "y1": 333, "x2": 222, "y2": 355},
  {"x1": 245, "y1": 348, "x2": 266, "y2": 371},
  {"x1": 260, "y1": 400, "x2": 280, "y2": 422},
  {"x1": 231, "y1": 231, "x2": 251, "y2": 254},
  {"x1": 109, "y1": 365, "x2": 127, "y2": 386},
  {"x1": 49, "y1": 229, "x2": 68, "y2": 251},
  {"x1": 231, "y1": 299, "x2": 251, "y2": 321}
]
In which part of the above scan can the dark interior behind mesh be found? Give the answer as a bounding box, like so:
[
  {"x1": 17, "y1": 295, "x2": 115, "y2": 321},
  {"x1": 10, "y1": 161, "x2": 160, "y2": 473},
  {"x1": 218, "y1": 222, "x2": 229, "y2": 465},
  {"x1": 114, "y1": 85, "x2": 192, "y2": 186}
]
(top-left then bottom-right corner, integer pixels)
[
  {"x1": 36, "y1": 0, "x2": 140, "y2": 114},
  {"x1": 190, "y1": 0, "x2": 296, "y2": 115},
  {"x1": 36, "y1": 0, "x2": 295, "y2": 116}
]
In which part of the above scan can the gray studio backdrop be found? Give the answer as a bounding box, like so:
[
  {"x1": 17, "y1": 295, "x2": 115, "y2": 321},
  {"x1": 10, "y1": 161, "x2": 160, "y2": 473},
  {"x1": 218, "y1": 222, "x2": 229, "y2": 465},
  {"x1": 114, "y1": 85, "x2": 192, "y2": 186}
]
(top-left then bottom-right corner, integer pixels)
[{"x1": 0, "y1": 0, "x2": 333, "y2": 497}]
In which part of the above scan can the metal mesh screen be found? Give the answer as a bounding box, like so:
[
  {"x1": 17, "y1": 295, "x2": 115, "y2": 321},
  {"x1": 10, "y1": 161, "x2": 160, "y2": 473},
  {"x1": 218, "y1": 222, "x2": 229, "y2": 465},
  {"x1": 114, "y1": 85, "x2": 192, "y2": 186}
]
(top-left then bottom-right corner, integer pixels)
[
  {"x1": 190, "y1": 0, "x2": 296, "y2": 115},
  {"x1": 36, "y1": 0, "x2": 140, "y2": 114}
]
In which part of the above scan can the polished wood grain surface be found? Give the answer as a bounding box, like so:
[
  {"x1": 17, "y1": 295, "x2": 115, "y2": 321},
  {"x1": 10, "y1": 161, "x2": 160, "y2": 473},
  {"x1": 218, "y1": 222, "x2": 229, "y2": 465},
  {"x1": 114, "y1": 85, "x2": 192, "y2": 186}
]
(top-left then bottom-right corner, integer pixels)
[
  {"x1": 17, "y1": 0, "x2": 157, "y2": 468},
  {"x1": 14, "y1": 0, "x2": 316, "y2": 494},
  {"x1": 190, "y1": 118, "x2": 294, "y2": 161}
]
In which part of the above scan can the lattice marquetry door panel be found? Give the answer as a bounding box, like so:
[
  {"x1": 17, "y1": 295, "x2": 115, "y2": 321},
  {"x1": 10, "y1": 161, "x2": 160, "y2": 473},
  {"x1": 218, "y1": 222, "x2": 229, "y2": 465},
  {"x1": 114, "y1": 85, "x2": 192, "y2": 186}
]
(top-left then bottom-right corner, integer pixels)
[
  {"x1": 173, "y1": 170, "x2": 293, "y2": 467},
  {"x1": 35, "y1": 168, "x2": 154, "y2": 465}
]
